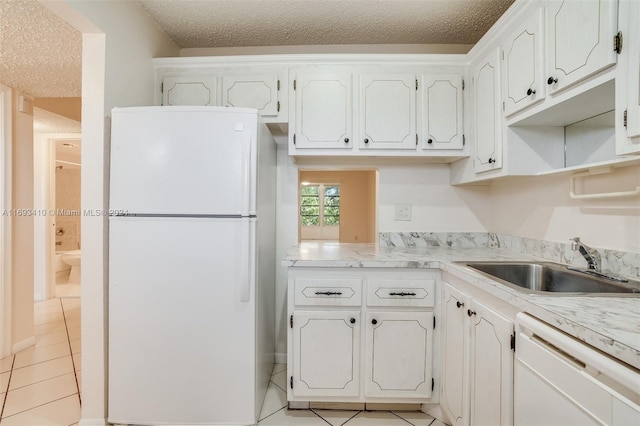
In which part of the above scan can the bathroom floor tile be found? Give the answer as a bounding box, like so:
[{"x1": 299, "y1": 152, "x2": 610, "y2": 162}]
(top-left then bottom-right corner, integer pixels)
[
  {"x1": 1, "y1": 371, "x2": 10, "y2": 393},
  {"x1": 71, "y1": 353, "x2": 81, "y2": 371},
  {"x1": 342, "y1": 411, "x2": 412, "y2": 425},
  {"x1": 0, "y1": 394, "x2": 80, "y2": 425},
  {"x1": 0, "y1": 355, "x2": 14, "y2": 374},
  {"x1": 34, "y1": 312, "x2": 64, "y2": 326},
  {"x1": 311, "y1": 409, "x2": 360, "y2": 426},
  {"x1": 13, "y1": 342, "x2": 71, "y2": 369},
  {"x1": 9, "y1": 356, "x2": 74, "y2": 390},
  {"x1": 2, "y1": 373, "x2": 77, "y2": 417},
  {"x1": 67, "y1": 327, "x2": 81, "y2": 341},
  {"x1": 64, "y1": 317, "x2": 81, "y2": 330},
  {"x1": 69, "y1": 339, "x2": 81, "y2": 354},
  {"x1": 258, "y1": 382, "x2": 287, "y2": 421},
  {"x1": 34, "y1": 331, "x2": 69, "y2": 348},
  {"x1": 34, "y1": 320, "x2": 66, "y2": 336},
  {"x1": 392, "y1": 411, "x2": 437, "y2": 426},
  {"x1": 258, "y1": 407, "x2": 328, "y2": 425}
]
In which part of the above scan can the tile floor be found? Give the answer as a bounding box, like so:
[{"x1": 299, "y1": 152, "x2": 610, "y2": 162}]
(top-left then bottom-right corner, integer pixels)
[
  {"x1": 257, "y1": 364, "x2": 447, "y2": 426},
  {"x1": 0, "y1": 280, "x2": 447, "y2": 426},
  {"x1": 0, "y1": 292, "x2": 81, "y2": 425}
]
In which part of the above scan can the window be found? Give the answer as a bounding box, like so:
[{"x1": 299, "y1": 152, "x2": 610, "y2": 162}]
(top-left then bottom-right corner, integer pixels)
[{"x1": 300, "y1": 184, "x2": 340, "y2": 240}]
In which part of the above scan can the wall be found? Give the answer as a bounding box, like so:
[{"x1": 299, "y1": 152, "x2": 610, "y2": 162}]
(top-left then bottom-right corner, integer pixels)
[
  {"x1": 488, "y1": 165, "x2": 640, "y2": 253},
  {"x1": 42, "y1": 1, "x2": 179, "y2": 424},
  {"x1": 55, "y1": 167, "x2": 81, "y2": 250},
  {"x1": 10, "y1": 89, "x2": 35, "y2": 352},
  {"x1": 299, "y1": 170, "x2": 377, "y2": 243}
]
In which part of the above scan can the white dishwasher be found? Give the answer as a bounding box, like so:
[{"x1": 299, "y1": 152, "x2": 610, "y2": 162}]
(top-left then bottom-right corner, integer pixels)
[{"x1": 515, "y1": 313, "x2": 640, "y2": 426}]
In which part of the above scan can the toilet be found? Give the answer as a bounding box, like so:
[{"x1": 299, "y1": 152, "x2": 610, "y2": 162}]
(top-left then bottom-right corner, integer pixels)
[{"x1": 61, "y1": 250, "x2": 81, "y2": 283}]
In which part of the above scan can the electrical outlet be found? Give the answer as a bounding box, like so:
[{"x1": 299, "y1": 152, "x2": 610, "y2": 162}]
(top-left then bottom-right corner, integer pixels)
[{"x1": 394, "y1": 204, "x2": 412, "y2": 221}]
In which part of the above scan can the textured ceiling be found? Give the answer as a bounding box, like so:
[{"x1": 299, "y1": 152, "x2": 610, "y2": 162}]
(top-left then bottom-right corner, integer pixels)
[
  {"x1": 33, "y1": 107, "x2": 82, "y2": 134},
  {"x1": 137, "y1": 0, "x2": 514, "y2": 48},
  {"x1": 0, "y1": 0, "x2": 81, "y2": 98}
]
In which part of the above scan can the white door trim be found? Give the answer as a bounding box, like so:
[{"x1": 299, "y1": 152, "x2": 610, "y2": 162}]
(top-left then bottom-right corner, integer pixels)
[{"x1": 0, "y1": 83, "x2": 13, "y2": 358}]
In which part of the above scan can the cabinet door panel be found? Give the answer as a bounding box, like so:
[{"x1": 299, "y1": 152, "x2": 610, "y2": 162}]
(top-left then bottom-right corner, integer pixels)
[
  {"x1": 442, "y1": 284, "x2": 469, "y2": 426},
  {"x1": 546, "y1": 0, "x2": 618, "y2": 94},
  {"x1": 222, "y1": 74, "x2": 278, "y2": 116},
  {"x1": 419, "y1": 74, "x2": 464, "y2": 150},
  {"x1": 503, "y1": 11, "x2": 545, "y2": 116},
  {"x1": 162, "y1": 76, "x2": 218, "y2": 106},
  {"x1": 292, "y1": 311, "x2": 360, "y2": 397},
  {"x1": 360, "y1": 74, "x2": 416, "y2": 150},
  {"x1": 472, "y1": 48, "x2": 503, "y2": 173},
  {"x1": 617, "y1": 0, "x2": 640, "y2": 154},
  {"x1": 294, "y1": 73, "x2": 353, "y2": 149},
  {"x1": 469, "y1": 299, "x2": 514, "y2": 426},
  {"x1": 365, "y1": 311, "x2": 433, "y2": 398}
]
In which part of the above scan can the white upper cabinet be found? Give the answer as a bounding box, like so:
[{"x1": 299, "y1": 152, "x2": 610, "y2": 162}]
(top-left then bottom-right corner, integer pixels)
[
  {"x1": 472, "y1": 48, "x2": 503, "y2": 173},
  {"x1": 545, "y1": 0, "x2": 618, "y2": 95},
  {"x1": 616, "y1": 0, "x2": 640, "y2": 155},
  {"x1": 221, "y1": 74, "x2": 280, "y2": 117},
  {"x1": 360, "y1": 74, "x2": 417, "y2": 150},
  {"x1": 503, "y1": 10, "x2": 545, "y2": 116},
  {"x1": 293, "y1": 73, "x2": 353, "y2": 149},
  {"x1": 419, "y1": 74, "x2": 464, "y2": 150},
  {"x1": 162, "y1": 76, "x2": 218, "y2": 106}
]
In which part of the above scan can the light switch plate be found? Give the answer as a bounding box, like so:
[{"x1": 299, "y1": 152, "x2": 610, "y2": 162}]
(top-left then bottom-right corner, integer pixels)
[{"x1": 394, "y1": 204, "x2": 412, "y2": 221}]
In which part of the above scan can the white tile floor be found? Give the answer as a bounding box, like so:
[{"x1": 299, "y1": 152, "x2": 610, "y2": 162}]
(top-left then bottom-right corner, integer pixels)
[
  {"x1": 0, "y1": 280, "x2": 447, "y2": 426},
  {"x1": 0, "y1": 294, "x2": 81, "y2": 425}
]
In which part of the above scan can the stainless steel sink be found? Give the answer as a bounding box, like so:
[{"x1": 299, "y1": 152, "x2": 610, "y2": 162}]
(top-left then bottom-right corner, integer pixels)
[{"x1": 457, "y1": 261, "x2": 640, "y2": 296}]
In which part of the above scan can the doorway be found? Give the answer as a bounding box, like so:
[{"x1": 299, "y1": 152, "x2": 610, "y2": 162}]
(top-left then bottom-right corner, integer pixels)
[{"x1": 298, "y1": 169, "x2": 377, "y2": 243}]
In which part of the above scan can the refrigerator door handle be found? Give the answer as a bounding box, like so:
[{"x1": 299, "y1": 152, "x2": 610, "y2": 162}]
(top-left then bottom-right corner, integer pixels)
[
  {"x1": 240, "y1": 130, "x2": 252, "y2": 217},
  {"x1": 239, "y1": 218, "x2": 251, "y2": 302}
]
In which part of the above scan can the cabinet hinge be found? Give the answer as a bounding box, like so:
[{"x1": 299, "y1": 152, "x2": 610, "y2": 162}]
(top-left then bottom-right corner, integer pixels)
[
  {"x1": 614, "y1": 31, "x2": 623, "y2": 54},
  {"x1": 510, "y1": 332, "x2": 516, "y2": 351},
  {"x1": 160, "y1": 82, "x2": 163, "y2": 93},
  {"x1": 416, "y1": 79, "x2": 418, "y2": 90},
  {"x1": 463, "y1": 134, "x2": 466, "y2": 146},
  {"x1": 501, "y1": 49, "x2": 504, "y2": 60},
  {"x1": 433, "y1": 316, "x2": 436, "y2": 329},
  {"x1": 290, "y1": 376, "x2": 293, "y2": 389},
  {"x1": 502, "y1": 101, "x2": 505, "y2": 112},
  {"x1": 293, "y1": 134, "x2": 296, "y2": 145},
  {"x1": 416, "y1": 134, "x2": 418, "y2": 146},
  {"x1": 290, "y1": 314, "x2": 293, "y2": 328},
  {"x1": 431, "y1": 378, "x2": 435, "y2": 392},
  {"x1": 293, "y1": 80, "x2": 296, "y2": 91},
  {"x1": 462, "y1": 79, "x2": 465, "y2": 90},
  {"x1": 623, "y1": 109, "x2": 628, "y2": 128},
  {"x1": 277, "y1": 80, "x2": 280, "y2": 91},
  {"x1": 277, "y1": 101, "x2": 280, "y2": 112}
]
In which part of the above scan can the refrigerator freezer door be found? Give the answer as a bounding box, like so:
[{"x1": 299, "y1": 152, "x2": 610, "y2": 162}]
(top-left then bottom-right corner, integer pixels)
[
  {"x1": 108, "y1": 216, "x2": 257, "y2": 425},
  {"x1": 110, "y1": 107, "x2": 257, "y2": 216}
]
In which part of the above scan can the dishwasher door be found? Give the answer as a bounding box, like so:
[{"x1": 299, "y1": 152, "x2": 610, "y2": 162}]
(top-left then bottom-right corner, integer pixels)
[{"x1": 514, "y1": 313, "x2": 640, "y2": 426}]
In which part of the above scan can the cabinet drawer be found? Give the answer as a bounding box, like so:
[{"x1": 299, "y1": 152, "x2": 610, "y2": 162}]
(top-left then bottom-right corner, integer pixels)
[
  {"x1": 294, "y1": 278, "x2": 362, "y2": 306},
  {"x1": 366, "y1": 279, "x2": 435, "y2": 307}
]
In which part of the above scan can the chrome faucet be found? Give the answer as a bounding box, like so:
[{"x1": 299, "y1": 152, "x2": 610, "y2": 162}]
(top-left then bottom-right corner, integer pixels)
[{"x1": 570, "y1": 237, "x2": 601, "y2": 272}]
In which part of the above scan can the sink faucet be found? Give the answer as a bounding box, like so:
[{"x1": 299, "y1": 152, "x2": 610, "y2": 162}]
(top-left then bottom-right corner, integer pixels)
[{"x1": 570, "y1": 237, "x2": 601, "y2": 272}]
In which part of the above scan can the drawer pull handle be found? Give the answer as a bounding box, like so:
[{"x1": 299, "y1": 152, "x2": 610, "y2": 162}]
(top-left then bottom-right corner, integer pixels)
[
  {"x1": 389, "y1": 292, "x2": 417, "y2": 296},
  {"x1": 467, "y1": 309, "x2": 477, "y2": 317},
  {"x1": 456, "y1": 301, "x2": 464, "y2": 308},
  {"x1": 350, "y1": 317, "x2": 356, "y2": 324},
  {"x1": 315, "y1": 291, "x2": 343, "y2": 296},
  {"x1": 371, "y1": 319, "x2": 378, "y2": 325}
]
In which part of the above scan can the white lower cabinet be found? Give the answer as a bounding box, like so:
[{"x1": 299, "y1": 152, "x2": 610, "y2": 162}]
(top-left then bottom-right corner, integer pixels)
[
  {"x1": 441, "y1": 281, "x2": 515, "y2": 426},
  {"x1": 287, "y1": 268, "x2": 438, "y2": 404}
]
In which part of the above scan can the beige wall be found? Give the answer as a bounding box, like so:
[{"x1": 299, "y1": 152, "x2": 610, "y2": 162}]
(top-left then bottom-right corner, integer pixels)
[
  {"x1": 11, "y1": 89, "x2": 34, "y2": 352},
  {"x1": 299, "y1": 170, "x2": 377, "y2": 243}
]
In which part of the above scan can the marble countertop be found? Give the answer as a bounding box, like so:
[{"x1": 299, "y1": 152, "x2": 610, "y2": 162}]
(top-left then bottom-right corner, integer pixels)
[{"x1": 283, "y1": 242, "x2": 640, "y2": 369}]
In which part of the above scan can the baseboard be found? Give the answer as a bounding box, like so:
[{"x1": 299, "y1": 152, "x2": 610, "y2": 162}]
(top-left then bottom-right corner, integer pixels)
[
  {"x1": 12, "y1": 336, "x2": 36, "y2": 353},
  {"x1": 79, "y1": 418, "x2": 108, "y2": 426},
  {"x1": 274, "y1": 352, "x2": 287, "y2": 364}
]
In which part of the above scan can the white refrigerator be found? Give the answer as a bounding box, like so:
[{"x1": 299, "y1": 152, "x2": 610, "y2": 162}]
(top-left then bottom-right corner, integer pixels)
[{"x1": 108, "y1": 106, "x2": 276, "y2": 425}]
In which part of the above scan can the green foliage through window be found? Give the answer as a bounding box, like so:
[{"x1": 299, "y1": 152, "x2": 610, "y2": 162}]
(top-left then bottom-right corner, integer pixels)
[{"x1": 300, "y1": 184, "x2": 340, "y2": 227}]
